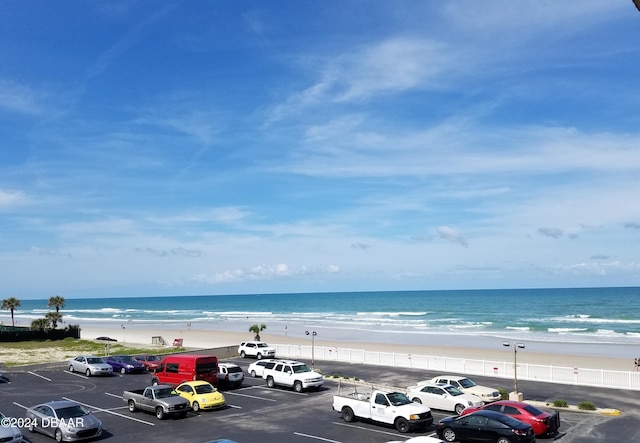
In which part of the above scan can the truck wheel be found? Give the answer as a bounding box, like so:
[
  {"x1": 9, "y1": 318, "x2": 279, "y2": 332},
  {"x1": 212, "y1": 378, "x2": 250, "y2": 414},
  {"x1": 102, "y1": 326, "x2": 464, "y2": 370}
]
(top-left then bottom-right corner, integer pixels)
[
  {"x1": 151, "y1": 379, "x2": 159, "y2": 386},
  {"x1": 341, "y1": 406, "x2": 355, "y2": 423},
  {"x1": 192, "y1": 401, "x2": 200, "y2": 412},
  {"x1": 266, "y1": 376, "x2": 275, "y2": 388},
  {"x1": 442, "y1": 427, "x2": 457, "y2": 442},
  {"x1": 240, "y1": 351, "x2": 246, "y2": 358},
  {"x1": 257, "y1": 353, "x2": 263, "y2": 360},
  {"x1": 155, "y1": 406, "x2": 165, "y2": 420},
  {"x1": 55, "y1": 428, "x2": 63, "y2": 442},
  {"x1": 454, "y1": 403, "x2": 466, "y2": 415},
  {"x1": 395, "y1": 417, "x2": 410, "y2": 433},
  {"x1": 293, "y1": 381, "x2": 303, "y2": 393},
  {"x1": 128, "y1": 400, "x2": 137, "y2": 412}
]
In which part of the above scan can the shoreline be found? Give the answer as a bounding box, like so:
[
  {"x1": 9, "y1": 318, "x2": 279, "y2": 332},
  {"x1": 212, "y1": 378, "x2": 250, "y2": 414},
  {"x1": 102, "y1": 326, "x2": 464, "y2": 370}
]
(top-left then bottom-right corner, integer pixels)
[{"x1": 76, "y1": 321, "x2": 636, "y2": 372}]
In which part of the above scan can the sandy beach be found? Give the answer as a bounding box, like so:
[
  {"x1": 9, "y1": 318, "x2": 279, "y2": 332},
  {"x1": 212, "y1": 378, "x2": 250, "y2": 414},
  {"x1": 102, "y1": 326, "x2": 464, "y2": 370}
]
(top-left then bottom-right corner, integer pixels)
[{"x1": 75, "y1": 321, "x2": 634, "y2": 372}]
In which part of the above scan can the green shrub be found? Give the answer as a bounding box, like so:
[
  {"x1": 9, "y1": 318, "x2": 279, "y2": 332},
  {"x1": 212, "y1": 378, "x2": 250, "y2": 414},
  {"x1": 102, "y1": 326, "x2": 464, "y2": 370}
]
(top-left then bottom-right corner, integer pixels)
[
  {"x1": 498, "y1": 388, "x2": 509, "y2": 400},
  {"x1": 552, "y1": 399, "x2": 568, "y2": 408},
  {"x1": 578, "y1": 401, "x2": 596, "y2": 411}
]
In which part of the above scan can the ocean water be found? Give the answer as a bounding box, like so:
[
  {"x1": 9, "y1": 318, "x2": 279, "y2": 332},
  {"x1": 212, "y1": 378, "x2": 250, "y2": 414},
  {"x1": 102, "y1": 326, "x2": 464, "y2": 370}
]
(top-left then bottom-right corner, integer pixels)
[{"x1": 11, "y1": 287, "x2": 640, "y2": 354}]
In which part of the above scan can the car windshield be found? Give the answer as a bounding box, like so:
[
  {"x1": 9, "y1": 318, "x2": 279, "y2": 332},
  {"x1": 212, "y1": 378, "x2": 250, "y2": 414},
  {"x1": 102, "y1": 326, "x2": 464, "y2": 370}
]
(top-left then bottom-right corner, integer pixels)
[
  {"x1": 459, "y1": 378, "x2": 477, "y2": 388},
  {"x1": 195, "y1": 384, "x2": 215, "y2": 394},
  {"x1": 155, "y1": 388, "x2": 177, "y2": 398},
  {"x1": 443, "y1": 385, "x2": 464, "y2": 396},
  {"x1": 387, "y1": 392, "x2": 412, "y2": 406},
  {"x1": 120, "y1": 356, "x2": 137, "y2": 363},
  {"x1": 56, "y1": 405, "x2": 88, "y2": 419},
  {"x1": 87, "y1": 358, "x2": 103, "y2": 364},
  {"x1": 292, "y1": 364, "x2": 311, "y2": 373},
  {"x1": 146, "y1": 355, "x2": 161, "y2": 361}
]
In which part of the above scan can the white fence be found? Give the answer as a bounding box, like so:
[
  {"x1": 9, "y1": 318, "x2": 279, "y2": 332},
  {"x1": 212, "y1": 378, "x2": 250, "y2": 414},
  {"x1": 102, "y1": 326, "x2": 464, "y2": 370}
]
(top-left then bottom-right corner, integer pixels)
[{"x1": 274, "y1": 343, "x2": 640, "y2": 391}]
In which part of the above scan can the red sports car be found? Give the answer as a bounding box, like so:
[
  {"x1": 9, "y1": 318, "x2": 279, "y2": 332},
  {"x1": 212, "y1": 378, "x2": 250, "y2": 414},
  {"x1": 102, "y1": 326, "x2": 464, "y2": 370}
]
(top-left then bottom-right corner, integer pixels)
[{"x1": 461, "y1": 400, "x2": 560, "y2": 437}]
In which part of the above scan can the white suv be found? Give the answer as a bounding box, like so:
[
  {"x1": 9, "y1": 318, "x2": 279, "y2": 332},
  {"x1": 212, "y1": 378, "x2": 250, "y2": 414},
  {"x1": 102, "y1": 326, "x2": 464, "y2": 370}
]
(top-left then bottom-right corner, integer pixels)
[
  {"x1": 262, "y1": 360, "x2": 324, "y2": 392},
  {"x1": 238, "y1": 341, "x2": 276, "y2": 359}
]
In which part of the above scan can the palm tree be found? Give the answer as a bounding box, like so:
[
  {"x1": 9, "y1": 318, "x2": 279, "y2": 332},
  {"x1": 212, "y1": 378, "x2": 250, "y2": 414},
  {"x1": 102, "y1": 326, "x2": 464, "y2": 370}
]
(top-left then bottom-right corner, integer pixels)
[
  {"x1": 30, "y1": 318, "x2": 50, "y2": 331},
  {"x1": 45, "y1": 311, "x2": 63, "y2": 329},
  {"x1": 48, "y1": 295, "x2": 66, "y2": 313},
  {"x1": 1, "y1": 297, "x2": 21, "y2": 327},
  {"x1": 249, "y1": 323, "x2": 267, "y2": 341}
]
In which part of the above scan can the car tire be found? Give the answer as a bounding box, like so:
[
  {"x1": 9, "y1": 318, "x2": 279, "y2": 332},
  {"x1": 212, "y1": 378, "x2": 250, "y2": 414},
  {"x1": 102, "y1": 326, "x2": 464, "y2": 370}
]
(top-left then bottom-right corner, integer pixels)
[
  {"x1": 128, "y1": 400, "x2": 137, "y2": 412},
  {"x1": 152, "y1": 379, "x2": 159, "y2": 386},
  {"x1": 69, "y1": 365, "x2": 74, "y2": 373},
  {"x1": 442, "y1": 427, "x2": 457, "y2": 442},
  {"x1": 257, "y1": 353, "x2": 263, "y2": 360},
  {"x1": 192, "y1": 401, "x2": 200, "y2": 412},
  {"x1": 293, "y1": 381, "x2": 303, "y2": 393},
  {"x1": 250, "y1": 370, "x2": 257, "y2": 377},
  {"x1": 395, "y1": 417, "x2": 410, "y2": 433},
  {"x1": 155, "y1": 406, "x2": 165, "y2": 420},
  {"x1": 85, "y1": 369, "x2": 91, "y2": 377},
  {"x1": 497, "y1": 438, "x2": 511, "y2": 443},
  {"x1": 120, "y1": 367, "x2": 126, "y2": 375},
  {"x1": 341, "y1": 407, "x2": 355, "y2": 422},
  {"x1": 240, "y1": 351, "x2": 246, "y2": 358},
  {"x1": 454, "y1": 404, "x2": 466, "y2": 415},
  {"x1": 411, "y1": 397, "x2": 422, "y2": 404},
  {"x1": 55, "y1": 428, "x2": 63, "y2": 442},
  {"x1": 266, "y1": 376, "x2": 275, "y2": 388}
]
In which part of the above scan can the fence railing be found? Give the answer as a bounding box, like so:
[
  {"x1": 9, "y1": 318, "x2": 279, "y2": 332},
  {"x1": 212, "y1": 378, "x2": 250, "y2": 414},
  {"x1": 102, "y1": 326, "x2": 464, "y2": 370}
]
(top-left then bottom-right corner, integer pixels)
[{"x1": 274, "y1": 343, "x2": 640, "y2": 391}]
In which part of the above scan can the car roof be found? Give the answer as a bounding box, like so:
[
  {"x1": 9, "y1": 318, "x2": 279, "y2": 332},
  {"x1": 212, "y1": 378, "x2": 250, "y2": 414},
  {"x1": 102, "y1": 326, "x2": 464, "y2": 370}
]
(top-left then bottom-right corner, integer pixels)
[
  {"x1": 177, "y1": 380, "x2": 213, "y2": 387},
  {"x1": 218, "y1": 362, "x2": 240, "y2": 367},
  {"x1": 38, "y1": 400, "x2": 80, "y2": 409},
  {"x1": 434, "y1": 375, "x2": 467, "y2": 380},
  {"x1": 464, "y1": 409, "x2": 530, "y2": 425}
]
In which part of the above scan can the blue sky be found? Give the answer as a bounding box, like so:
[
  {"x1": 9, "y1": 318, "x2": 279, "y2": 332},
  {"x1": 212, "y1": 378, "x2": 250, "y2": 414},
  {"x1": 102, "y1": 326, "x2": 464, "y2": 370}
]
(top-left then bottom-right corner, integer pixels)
[{"x1": 2, "y1": 1, "x2": 640, "y2": 299}]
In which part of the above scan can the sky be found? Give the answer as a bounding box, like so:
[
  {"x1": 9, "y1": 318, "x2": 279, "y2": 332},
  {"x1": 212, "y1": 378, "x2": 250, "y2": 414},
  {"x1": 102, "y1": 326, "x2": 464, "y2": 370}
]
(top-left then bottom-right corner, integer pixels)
[{"x1": 1, "y1": 1, "x2": 640, "y2": 300}]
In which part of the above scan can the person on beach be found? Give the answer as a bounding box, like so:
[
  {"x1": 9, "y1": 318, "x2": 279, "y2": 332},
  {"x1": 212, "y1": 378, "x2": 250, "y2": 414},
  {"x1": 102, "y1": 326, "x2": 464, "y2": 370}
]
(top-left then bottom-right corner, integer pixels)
[{"x1": 635, "y1": 357, "x2": 639, "y2": 371}]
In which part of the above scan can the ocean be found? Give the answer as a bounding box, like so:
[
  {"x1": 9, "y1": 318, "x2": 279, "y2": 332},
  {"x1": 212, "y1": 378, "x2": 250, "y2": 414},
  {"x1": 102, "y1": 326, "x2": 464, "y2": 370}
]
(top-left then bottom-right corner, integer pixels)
[{"x1": 9, "y1": 287, "x2": 640, "y2": 358}]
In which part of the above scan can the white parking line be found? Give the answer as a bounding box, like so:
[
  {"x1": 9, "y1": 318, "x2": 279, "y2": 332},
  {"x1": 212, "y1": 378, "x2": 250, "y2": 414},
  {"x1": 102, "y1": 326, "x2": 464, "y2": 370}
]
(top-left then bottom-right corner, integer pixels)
[
  {"x1": 223, "y1": 390, "x2": 277, "y2": 402},
  {"x1": 62, "y1": 396, "x2": 155, "y2": 426},
  {"x1": 28, "y1": 371, "x2": 51, "y2": 381},
  {"x1": 293, "y1": 432, "x2": 343, "y2": 442},
  {"x1": 332, "y1": 421, "x2": 401, "y2": 437},
  {"x1": 65, "y1": 370, "x2": 89, "y2": 379}
]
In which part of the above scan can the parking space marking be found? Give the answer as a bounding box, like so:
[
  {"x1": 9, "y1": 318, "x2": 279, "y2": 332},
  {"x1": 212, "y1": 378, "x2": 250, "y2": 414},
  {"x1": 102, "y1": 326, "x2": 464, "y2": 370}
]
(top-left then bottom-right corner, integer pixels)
[
  {"x1": 293, "y1": 432, "x2": 343, "y2": 442},
  {"x1": 62, "y1": 396, "x2": 156, "y2": 426},
  {"x1": 223, "y1": 390, "x2": 277, "y2": 402},
  {"x1": 65, "y1": 370, "x2": 90, "y2": 379},
  {"x1": 332, "y1": 421, "x2": 402, "y2": 437},
  {"x1": 105, "y1": 392, "x2": 123, "y2": 399},
  {"x1": 28, "y1": 371, "x2": 51, "y2": 381}
]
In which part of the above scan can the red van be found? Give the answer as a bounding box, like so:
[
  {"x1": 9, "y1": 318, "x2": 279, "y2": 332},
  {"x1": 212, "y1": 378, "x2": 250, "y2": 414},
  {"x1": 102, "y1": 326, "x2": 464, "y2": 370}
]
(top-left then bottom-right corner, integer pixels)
[{"x1": 151, "y1": 354, "x2": 218, "y2": 386}]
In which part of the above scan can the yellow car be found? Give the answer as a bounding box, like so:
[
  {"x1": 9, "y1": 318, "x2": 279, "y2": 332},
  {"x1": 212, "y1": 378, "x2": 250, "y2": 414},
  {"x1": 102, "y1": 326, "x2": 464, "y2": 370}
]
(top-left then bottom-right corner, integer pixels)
[{"x1": 175, "y1": 381, "x2": 226, "y2": 411}]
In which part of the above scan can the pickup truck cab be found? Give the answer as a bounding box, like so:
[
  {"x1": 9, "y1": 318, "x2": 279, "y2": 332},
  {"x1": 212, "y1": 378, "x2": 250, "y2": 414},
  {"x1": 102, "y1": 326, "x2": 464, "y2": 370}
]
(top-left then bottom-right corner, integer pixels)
[
  {"x1": 123, "y1": 385, "x2": 190, "y2": 420},
  {"x1": 332, "y1": 385, "x2": 433, "y2": 433},
  {"x1": 262, "y1": 360, "x2": 323, "y2": 392}
]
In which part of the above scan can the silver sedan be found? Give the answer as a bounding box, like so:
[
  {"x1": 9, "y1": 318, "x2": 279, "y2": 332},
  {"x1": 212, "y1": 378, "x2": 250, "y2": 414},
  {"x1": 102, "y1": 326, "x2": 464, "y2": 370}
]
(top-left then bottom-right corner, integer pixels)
[
  {"x1": 68, "y1": 355, "x2": 113, "y2": 377},
  {"x1": 25, "y1": 400, "x2": 102, "y2": 442}
]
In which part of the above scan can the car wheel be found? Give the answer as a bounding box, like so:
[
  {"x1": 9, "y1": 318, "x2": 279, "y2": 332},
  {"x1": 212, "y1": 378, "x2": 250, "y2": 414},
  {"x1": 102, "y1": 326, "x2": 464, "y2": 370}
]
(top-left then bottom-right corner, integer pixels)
[
  {"x1": 341, "y1": 407, "x2": 355, "y2": 422},
  {"x1": 266, "y1": 376, "x2": 275, "y2": 388},
  {"x1": 155, "y1": 406, "x2": 165, "y2": 420},
  {"x1": 128, "y1": 400, "x2": 137, "y2": 412},
  {"x1": 250, "y1": 370, "x2": 257, "y2": 377},
  {"x1": 120, "y1": 367, "x2": 126, "y2": 374},
  {"x1": 240, "y1": 351, "x2": 246, "y2": 358},
  {"x1": 257, "y1": 353, "x2": 263, "y2": 360},
  {"x1": 192, "y1": 401, "x2": 200, "y2": 412},
  {"x1": 85, "y1": 369, "x2": 91, "y2": 377},
  {"x1": 442, "y1": 427, "x2": 457, "y2": 442},
  {"x1": 55, "y1": 428, "x2": 63, "y2": 442},
  {"x1": 497, "y1": 438, "x2": 511, "y2": 443},
  {"x1": 152, "y1": 379, "x2": 159, "y2": 386},
  {"x1": 28, "y1": 422, "x2": 34, "y2": 432},
  {"x1": 294, "y1": 381, "x2": 303, "y2": 393},
  {"x1": 411, "y1": 397, "x2": 422, "y2": 404},
  {"x1": 69, "y1": 365, "x2": 74, "y2": 373},
  {"x1": 454, "y1": 403, "x2": 466, "y2": 415},
  {"x1": 395, "y1": 417, "x2": 410, "y2": 433}
]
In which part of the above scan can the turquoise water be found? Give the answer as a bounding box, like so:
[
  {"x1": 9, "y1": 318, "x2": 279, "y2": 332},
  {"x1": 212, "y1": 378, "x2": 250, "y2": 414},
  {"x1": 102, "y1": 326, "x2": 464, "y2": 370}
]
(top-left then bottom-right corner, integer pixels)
[{"x1": 11, "y1": 287, "x2": 640, "y2": 348}]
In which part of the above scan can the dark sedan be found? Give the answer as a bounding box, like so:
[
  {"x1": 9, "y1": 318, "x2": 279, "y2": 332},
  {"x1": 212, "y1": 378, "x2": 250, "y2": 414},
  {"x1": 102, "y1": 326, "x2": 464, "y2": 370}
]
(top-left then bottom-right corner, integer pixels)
[
  {"x1": 461, "y1": 400, "x2": 560, "y2": 437},
  {"x1": 104, "y1": 355, "x2": 146, "y2": 374},
  {"x1": 436, "y1": 409, "x2": 535, "y2": 443}
]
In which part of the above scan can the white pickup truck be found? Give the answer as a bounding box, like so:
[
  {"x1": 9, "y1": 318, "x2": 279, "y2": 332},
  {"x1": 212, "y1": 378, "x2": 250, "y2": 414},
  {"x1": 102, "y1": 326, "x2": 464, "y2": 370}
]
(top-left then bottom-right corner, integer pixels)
[
  {"x1": 262, "y1": 360, "x2": 324, "y2": 392},
  {"x1": 332, "y1": 385, "x2": 433, "y2": 433}
]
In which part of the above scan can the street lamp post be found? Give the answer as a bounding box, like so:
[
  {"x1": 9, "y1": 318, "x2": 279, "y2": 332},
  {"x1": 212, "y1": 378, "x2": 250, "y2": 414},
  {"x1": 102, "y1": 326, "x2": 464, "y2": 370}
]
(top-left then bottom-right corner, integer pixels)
[
  {"x1": 503, "y1": 341, "x2": 525, "y2": 401},
  {"x1": 305, "y1": 330, "x2": 317, "y2": 369}
]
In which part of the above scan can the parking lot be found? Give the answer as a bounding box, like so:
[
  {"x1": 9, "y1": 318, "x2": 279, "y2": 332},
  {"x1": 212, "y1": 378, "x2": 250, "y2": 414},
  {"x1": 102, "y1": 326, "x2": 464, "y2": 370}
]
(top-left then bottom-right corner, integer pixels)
[{"x1": 1, "y1": 357, "x2": 638, "y2": 442}]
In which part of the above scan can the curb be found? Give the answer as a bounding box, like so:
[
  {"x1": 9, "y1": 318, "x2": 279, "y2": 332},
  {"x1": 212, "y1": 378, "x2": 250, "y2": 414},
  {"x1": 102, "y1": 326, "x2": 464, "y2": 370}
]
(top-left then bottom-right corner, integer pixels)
[{"x1": 526, "y1": 400, "x2": 621, "y2": 416}]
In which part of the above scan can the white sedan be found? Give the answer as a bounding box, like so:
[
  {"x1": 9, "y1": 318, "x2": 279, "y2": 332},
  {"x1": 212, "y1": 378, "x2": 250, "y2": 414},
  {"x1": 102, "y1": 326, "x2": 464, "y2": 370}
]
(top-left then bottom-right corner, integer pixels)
[
  {"x1": 427, "y1": 375, "x2": 501, "y2": 402},
  {"x1": 406, "y1": 382, "x2": 483, "y2": 415},
  {"x1": 68, "y1": 355, "x2": 113, "y2": 376},
  {"x1": 247, "y1": 359, "x2": 276, "y2": 378}
]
